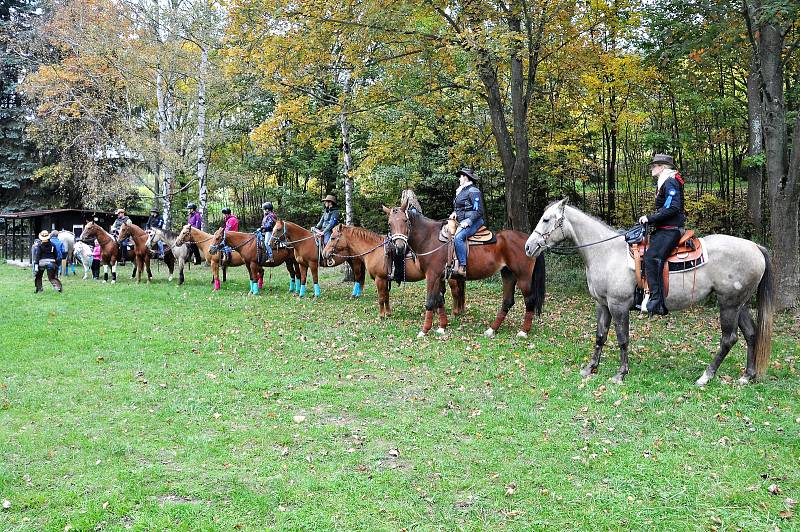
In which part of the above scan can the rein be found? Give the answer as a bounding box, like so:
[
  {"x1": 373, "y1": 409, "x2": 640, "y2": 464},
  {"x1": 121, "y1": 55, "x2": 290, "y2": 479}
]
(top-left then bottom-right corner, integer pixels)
[{"x1": 329, "y1": 233, "x2": 390, "y2": 259}]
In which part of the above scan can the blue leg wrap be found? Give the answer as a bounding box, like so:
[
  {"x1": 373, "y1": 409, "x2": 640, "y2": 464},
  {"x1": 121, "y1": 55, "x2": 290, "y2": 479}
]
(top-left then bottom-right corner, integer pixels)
[
  {"x1": 289, "y1": 279, "x2": 295, "y2": 292},
  {"x1": 251, "y1": 280, "x2": 259, "y2": 295},
  {"x1": 299, "y1": 284, "x2": 306, "y2": 297},
  {"x1": 313, "y1": 283, "x2": 321, "y2": 297},
  {"x1": 352, "y1": 282, "x2": 362, "y2": 297}
]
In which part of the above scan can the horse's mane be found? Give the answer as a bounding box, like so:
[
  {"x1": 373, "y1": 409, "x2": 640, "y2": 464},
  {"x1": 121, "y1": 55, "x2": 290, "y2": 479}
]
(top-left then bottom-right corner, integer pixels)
[
  {"x1": 342, "y1": 225, "x2": 382, "y2": 242},
  {"x1": 559, "y1": 203, "x2": 624, "y2": 234},
  {"x1": 401, "y1": 190, "x2": 423, "y2": 215},
  {"x1": 157, "y1": 227, "x2": 180, "y2": 240}
]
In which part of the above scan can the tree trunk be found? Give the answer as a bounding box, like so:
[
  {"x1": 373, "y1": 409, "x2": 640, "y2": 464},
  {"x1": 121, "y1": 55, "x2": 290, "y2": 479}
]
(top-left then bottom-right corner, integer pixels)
[
  {"x1": 197, "y1": 46, "x2": 209, "y2": 231},
  {"x1": 746, "y1": 62, "x2": 763, "y2": 237},
  {"x1": 155, "y1": 0, "x2": 173, "y2": 229},
  {"x1": 339, "y1": 70, "x2": 354, "y2": 226},
  {"x1": 753, "y1": 14, "x2": 800, "y2": 309}
]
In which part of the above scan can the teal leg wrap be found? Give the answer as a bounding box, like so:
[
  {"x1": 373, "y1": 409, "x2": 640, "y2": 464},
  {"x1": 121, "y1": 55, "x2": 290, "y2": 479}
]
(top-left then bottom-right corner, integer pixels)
[
  {"x1": 313, "y1": 283, "x2": 321, "y2": 297},
  {"x1": 289, "y1": 278, "x2": 295, "y2": 292},
  {"x1": 252, "y1": 281, "x2": 259, "y2": 295},
  {"x1": 299, "y1": 284, "x2": 306, "y2": 297},
  {"x1": 352, "y1": 282, "x2": 362, "y2": 297}
]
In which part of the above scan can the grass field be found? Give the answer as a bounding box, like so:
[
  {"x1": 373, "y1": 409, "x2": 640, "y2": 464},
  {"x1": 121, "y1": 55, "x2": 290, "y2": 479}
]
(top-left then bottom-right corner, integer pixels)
[{"x1": 0, "y1": 259, "x2": 798, "y2": 531}]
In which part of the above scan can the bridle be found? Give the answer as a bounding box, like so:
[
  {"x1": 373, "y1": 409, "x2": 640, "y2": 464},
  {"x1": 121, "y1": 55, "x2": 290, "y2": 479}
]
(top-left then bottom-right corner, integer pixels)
[
  {"x1": 530, "y1": 205, "x2": 567, "y2": 252},
  {"x1": 388, "y1": 207, "x2": 412, "y2": 247},
  {"x1": 326, "y1": 225, "x2": 388, "y2": 260}
]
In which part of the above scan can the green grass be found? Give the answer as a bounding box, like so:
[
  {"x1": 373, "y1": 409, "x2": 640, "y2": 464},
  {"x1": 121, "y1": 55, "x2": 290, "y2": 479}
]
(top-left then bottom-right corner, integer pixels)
[{"x1": 0, "y1": 259, "x2": 798, "y2": 531}]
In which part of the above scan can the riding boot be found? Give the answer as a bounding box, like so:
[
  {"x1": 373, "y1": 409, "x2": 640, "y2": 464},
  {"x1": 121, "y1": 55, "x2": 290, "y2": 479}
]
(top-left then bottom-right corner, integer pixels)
[{"x1": 645, "y1": 259, "x2": 669, "y2": 316}]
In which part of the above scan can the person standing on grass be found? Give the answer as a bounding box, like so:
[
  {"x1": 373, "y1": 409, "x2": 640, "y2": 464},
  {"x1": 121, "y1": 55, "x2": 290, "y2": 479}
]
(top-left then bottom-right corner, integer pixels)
[
  {"x1": 187, "y1": 203, "x2": 203, "y2": 265},
  {"x1": 49, "y1": 230, "x2": 65, "y2": 278},
  {"x1": 32, "y1": 230, "x2": 63, "y2": 293},
  {"x1": 91, "y1": 239, "x2": 102, "y2": 280}
]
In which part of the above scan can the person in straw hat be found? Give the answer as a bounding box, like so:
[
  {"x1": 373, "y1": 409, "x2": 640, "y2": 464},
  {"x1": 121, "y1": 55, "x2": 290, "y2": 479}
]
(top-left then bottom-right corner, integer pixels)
[
  {"x1": 637, "y1": 153, "x2": 686, "y2": 316},
  {"x1": 313, "y1": 194, "x2": 340, "y2": 246},
  {"x1": 31, "y1": 230, "x2": 63, "y2": 293}
]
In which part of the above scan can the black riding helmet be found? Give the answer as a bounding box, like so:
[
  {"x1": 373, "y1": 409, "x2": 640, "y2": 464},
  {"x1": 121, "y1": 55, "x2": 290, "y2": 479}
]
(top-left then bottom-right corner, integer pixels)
[
  {"x1": 262, "y1": 202, "x2": 273, "y2": 211},
  {"x1": 187, "y1": 203, "x2": 197, "y2": 210},
  {"x1": 221, "y1": 207, "x2": 231, "y2": 215}
]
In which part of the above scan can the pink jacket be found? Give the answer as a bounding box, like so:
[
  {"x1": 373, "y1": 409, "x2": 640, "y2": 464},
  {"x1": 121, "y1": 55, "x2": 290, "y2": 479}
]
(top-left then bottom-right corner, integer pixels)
[
  {"x1": 224, "y1": 215, "x2": 239, "y2": 232},
  {"x1": 92, "y1": 244, "x2": 102, "y2": 260}
]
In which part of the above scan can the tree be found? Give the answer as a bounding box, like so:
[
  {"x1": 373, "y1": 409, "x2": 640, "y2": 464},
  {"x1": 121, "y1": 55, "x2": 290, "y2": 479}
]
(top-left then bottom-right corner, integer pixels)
[{"x1": 743, "y1": 0, "x2": 800, "y2": 309}]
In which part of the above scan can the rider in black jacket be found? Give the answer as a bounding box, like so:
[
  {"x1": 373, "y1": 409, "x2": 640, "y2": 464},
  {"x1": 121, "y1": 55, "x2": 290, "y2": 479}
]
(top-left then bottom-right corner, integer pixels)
[{"x1": 638, "y1": 153, "x2": 685, "y2": 316}]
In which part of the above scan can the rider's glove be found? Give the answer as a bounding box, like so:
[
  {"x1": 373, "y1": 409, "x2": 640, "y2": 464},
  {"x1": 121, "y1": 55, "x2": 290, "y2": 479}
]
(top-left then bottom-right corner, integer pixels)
[
  {"x1": 638, "y1": 215, "x2": 649, "y2": 225},
  {"x1": 459, "y1": 219, "x2": 471, "y2": 229}
]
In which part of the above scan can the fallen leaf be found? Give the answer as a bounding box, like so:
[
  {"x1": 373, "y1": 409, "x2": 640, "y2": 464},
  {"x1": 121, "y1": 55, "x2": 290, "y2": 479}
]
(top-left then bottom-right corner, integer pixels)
[
  {"x1": 293, "y1": 415, "x2": 306, "y2": 423},
  {"x1": 388, "y1": 448, "x2": 400, "y2": 457},
  {"x1": 505, "y1": 483, "x2": 516, "y2": 496},
  {"x1": 769, "y1": 484, "x2": 783, "y2": 495},
  {"x1": 2, "y1": 499, "x2": 10, "y2": 510},
  {"x1": 779, "y1": 510, "x2": 793, "y2": 519},
  {"x1": 102, "y1": 501, "x2": 109, "y2": 510}
]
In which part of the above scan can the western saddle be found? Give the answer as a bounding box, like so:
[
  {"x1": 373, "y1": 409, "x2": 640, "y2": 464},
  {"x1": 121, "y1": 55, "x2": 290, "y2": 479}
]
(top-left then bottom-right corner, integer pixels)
[
  {"x1": 438, "y1": 219, "x2": 496, "y2": 245},
  {"x1": 629, "y1": 230, "x2": 705, "y2": 297}
]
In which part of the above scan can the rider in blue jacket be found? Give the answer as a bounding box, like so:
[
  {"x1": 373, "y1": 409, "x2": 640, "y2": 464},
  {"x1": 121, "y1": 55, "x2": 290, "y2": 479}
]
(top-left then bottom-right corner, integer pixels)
[{"x1": 451, "y1": 168, "x2": 485, "y2": 277}]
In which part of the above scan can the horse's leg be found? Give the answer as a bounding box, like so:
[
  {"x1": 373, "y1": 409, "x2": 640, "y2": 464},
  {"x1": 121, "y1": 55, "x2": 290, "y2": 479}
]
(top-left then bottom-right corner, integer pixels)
[
  {"x1": 609, "y1": 304, "x2": 630, "y2": 384},
  {"x1": 222, "y1": 264, "x2": 227, "y2": 282},
  {"x1": 103, "y1": 263, "x2": 109, "y2": 283},
  {"x1": 283, "y1": 260, "x2": 295, "y2": 292},
  {"x1": 737, "y1": 308, "x2": 758, "y2": 384},
  {"x1": 436, "y1": 278, "x2": 448, "y2": 333},
  {"x1": 351, "y1": 260, "x2": 365, "y2": 297},
  {"x1": 178, "y1": 255, "x2": 185, "y2": 285},
  {"x1": 581, "y1": 303, "x2": 612, "y2": 378},
  {"x1": 485, "y1": 267, "x2": 516, "y2": 338},
  {"x1": 376, "y1": 277, "x2": 388, "y2": 318},
  {"x1": 311, "y1": 262, "x2": 321, "y2": 297},
  {"x1": 145, "y1": 256, "x2": 153, "y2": 283},
  {"x1": 111, "y1": 261, "x2": 117, "y2": 283},
  {"x1": 298, "y1": 263, "x2": 309, "y2": 297},
  {"x1": 695, "y1": 305, "x2": 740, "y2": 386},
  {"x1": 211, "y1": 260, "x2": 221, "y2": 291}
]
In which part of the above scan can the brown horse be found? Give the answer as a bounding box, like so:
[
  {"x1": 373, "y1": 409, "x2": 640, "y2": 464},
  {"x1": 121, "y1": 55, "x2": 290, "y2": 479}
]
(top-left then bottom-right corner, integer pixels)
[
  {"x1": 117, "y1": 221, "x2": 175, "y2": 283},
  {"x1": 175, "y1": 225, "x2": 244, "y2": 290},
  {"x1": 322, "y1": 224, "x2": 466, "y2": 318},
  {"x1": 80, "y1": 221, "x2": 130, "y2": 283},
  {"x1": 272, "y1": 219, "x2": 365, "y2": 297},
  {"x1": 384, "y1": 199, "x2": 545, "y2": 337},
  {"x1": 207, "y1": 227, "x2": 301, "y2": 294}
]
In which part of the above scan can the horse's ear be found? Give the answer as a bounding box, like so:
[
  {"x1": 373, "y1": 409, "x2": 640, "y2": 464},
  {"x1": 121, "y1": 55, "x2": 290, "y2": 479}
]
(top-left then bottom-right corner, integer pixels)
[
  {"x1": 400, "y1": 197, "x2": 408, "y2": 211},
  {"x1": 382, "y1": 205, "x2": 391, "y2": 215},
  {"x1": 561, "y1": 197, "x2": 569, "y2": 206}
]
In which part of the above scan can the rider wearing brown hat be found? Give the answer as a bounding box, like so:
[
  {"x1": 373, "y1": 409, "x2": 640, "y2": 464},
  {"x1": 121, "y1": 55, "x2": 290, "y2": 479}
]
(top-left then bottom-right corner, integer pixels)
[
  {"x1": 638, "y1": 153, "x2": 685, "y2": 315},
  {"x1": 313, "y1": 194, "x2": 340, "y2": 246},
  {"x1": 32, "y1": 230, "x2": 63, "y2": 293}
]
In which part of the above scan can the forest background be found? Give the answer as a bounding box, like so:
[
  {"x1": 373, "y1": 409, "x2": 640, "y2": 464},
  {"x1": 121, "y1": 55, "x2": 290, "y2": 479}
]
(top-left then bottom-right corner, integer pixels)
[{"x1": 0, "y1": 0, "x2": 798, "y2": 308}]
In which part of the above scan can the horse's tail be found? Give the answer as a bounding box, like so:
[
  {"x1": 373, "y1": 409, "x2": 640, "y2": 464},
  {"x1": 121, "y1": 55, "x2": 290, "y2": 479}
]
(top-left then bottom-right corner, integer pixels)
[
  {"x1": 754, "y1": 245, "x2": 774, "y2": 379},
  {"x1": 530, "y1": 252, "x2": 546, "y2": 315}
]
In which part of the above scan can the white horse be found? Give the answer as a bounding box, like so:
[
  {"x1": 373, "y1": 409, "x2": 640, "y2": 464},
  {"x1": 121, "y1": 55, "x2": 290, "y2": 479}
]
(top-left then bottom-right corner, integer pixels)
[
  {"x1": 525, "y1": 199, "x2": 774, "y2": 385},
  {"x1": 73, "y1": 241, "x2": 94, "y2": 279},
  {"x1": 146, "y1": 228, "x2": 189, "y2": 284},
  {"x1": 55, "y1": 230, "x2": 76, "y2": 275}
]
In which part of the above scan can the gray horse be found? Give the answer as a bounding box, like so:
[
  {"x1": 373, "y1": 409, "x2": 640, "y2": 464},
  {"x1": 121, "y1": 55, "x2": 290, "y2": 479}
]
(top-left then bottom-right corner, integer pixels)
[
  {"x1": 146, "y1": 228, "x2": 190, "y2": 284},
  {"x1": 524, "y1": 199, "x2": 774, "y2": 385},
  {"x1": 56, "y1": 230, "x2": 76, "y2": 275}
]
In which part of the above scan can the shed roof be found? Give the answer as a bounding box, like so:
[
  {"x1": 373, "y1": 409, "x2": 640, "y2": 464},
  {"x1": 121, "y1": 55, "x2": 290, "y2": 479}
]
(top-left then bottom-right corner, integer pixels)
[{"x1": 0, "y1": 208, "x2": 122, "y2": 219}]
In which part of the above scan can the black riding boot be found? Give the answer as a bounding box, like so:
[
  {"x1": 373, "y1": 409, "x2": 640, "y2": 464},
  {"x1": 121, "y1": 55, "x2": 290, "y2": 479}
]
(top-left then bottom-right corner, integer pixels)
[
  {"x1": 645, "y1": 259, "x2": 669, "y2": 316},
  {"x1": 118, "y1": 244, "x2": 126, "y2": 266}
]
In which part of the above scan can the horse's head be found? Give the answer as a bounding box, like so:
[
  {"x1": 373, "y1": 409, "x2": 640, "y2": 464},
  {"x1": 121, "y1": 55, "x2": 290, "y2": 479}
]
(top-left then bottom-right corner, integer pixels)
[
  {"x1": 383, "y1": 198, "x2": 411, "y2": 255},
  {"x1": 322, "y1": 224, "x2": 345, "y2": 260},
  {"x1": 145, "y1": 228, "x2": 159, "y2": 248},
  {"x1": 525, "y1": 198, "x2": 569, "y2": 257},
  {"x1": 175, "y1": 224, "x2": 192, "y2": 246},
  {"x1": 211, "y1": 227, "x2": 225, "y2": 247},
  {"x1": 81, "y1": 222, "x2": 98, "y2": 240},
  {"x1": 116, "y1": 221, "x2": 133, "y2": 242}
]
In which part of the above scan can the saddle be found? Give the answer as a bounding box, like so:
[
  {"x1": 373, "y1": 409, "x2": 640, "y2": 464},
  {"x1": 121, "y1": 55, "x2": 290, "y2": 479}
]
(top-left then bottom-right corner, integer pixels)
[
  {"x1": 438, "y1": 219, "x2": 496, "y2": 244},
  {"x1": 629, "y1": 230, "x2": 706, "y2": 297}
]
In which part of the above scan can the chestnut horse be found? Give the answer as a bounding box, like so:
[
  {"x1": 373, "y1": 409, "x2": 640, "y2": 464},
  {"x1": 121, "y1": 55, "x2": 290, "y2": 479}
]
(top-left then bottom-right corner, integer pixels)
[
  {"x1": 208, "y1": 227, "x2": 300, "y2": 294},
  {"x1": 272, "y1": 219, "x2": 365, "y2": 298},
  {"x1": 175, "y1": 225, "x2": 246, "y2": 290},
  {"x1": 322, "y1": 224, "x2": 466, "y2": 318},
  {"x1": 79, "y1": 221, "x2": 134, "y2": 283},
  {"x1": 384, "y1": 200, "x2": 545, "y2": 337},
  {"x1": 117, "y1": 221, "x2": 175, "y2": 283}
]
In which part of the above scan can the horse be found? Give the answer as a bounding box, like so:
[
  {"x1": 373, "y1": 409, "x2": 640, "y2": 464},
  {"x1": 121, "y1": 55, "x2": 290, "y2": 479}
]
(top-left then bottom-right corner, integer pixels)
[
  {"x1": 272, "y1": 219, "x2": 366, "y2": 298},
  {"x1": 384, "y1": 199, "x2": 546, "y2": 337},
  {"x1": 73, "y1": 240, "x2": 94, "y2": 279},
  {"x1": 116, "y1": 221, "x2": 175, "y2": 283},
  {"x1": 55, "y1": 230, "x2": 76, "y2": 275},
  {"x1": 207, "y1": 227, "x2": 301, "y2": 294},
  {"x1": 524, "y1": 199, "x2": 774, "y2": 385},
  {"x1": 146, "y1": 227, "x2": 192, "y2": 284},
  {"x1": 322, "y1": 224, "x2": 466, "y2": 318},
  {"x1": 174, "y1": 225, "x2": 246, "y2": 290},
  {"x1": 79, "y1": 221, "x2": 133, "y2": 283}
]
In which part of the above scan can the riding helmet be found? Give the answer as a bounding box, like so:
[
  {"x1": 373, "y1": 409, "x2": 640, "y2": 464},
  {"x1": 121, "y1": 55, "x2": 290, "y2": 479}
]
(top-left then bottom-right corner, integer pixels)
[
  {"x1": 187, "y1": 203, "x2": 197, "y2": 210},
  {"x1": 221, "y1": 207, "x2": 231, "y2": 215},
  {"x1": 262, "y1": 202, "x2": 273, "y2": 211}
]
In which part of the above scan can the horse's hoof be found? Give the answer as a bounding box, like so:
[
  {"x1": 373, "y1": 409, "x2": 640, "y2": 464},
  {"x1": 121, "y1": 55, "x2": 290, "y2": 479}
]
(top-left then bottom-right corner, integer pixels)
[
  {"x1": 168, "y1": 276, "x2": 173, "y2": 282},
  {"x1": 103, "y1": 280, "x2": 107, "y2": 284},
  {"x1": 737, "y1": 375, "x2": 753, "y2": 385},
  {"x1": 516, "y1": 330, "x2": 528, "y2": 338},
  {"x1": 417, "y1": 330, "x2": 427, "y2": 338},
  {"x1": 609, "y1": 374, "x2": 625, "y2": 384},
  {"x1": 111, "y1": 280, "x2": 116, "y2": 284},
  {"x1": 435, "y1": 327, "x2": 446, "y2": 335},
  {"x1": 580, "y1": 365, "x2": 595, "y2": 378},
  {"x1": 484, "y1": 328, "x2": 495, "y2": 338},
  {"x1": 695, "y1": 370, "x2": 713, "y2": 387}
]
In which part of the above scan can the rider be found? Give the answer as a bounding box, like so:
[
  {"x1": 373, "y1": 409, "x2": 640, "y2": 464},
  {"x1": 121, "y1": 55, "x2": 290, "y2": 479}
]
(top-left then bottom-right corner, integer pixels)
[
  {"x1": 313, "y1": 194, "x2": 339, "y2": 246},
  {"x1": 145, "y1": 208, "x2": 165, "y2": 258},
  {"x1": 222, "y1": 207, "x2": 239, "y2": 232},
  {"x1": 187, "y1": 203, "x2": 203, "y2": 265},
  {"x1": 451, "y1": 168, "x2": 485, "y2": 277},
  {"x1": 638, "y1": 153, "x2": 685, "y2": 316},
  {"x1": 32, "y1": 230, "x2": 63, "y2": 293},
  {"x1": 110, "y1": 208, "x2": 131, "y2": 266},
  {"x1": 260, "y1": 202, "x2": 277, "y2": 263}
]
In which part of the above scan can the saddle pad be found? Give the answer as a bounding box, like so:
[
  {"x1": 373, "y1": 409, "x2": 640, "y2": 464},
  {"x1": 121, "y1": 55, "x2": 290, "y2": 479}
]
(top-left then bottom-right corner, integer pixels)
[{"x1": 438, "y1": 224, "x2": 496, "y2": 245}]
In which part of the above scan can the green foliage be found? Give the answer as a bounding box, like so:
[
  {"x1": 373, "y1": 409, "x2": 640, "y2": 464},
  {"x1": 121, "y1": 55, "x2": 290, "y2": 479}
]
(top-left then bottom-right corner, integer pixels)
[{"x1": 686, "y1": 193, "x2": 752, "y2": 236}]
